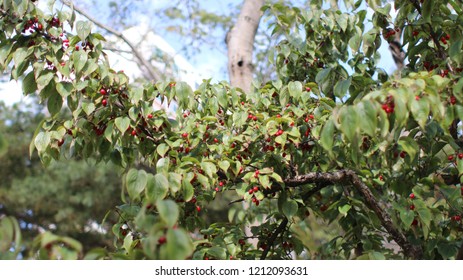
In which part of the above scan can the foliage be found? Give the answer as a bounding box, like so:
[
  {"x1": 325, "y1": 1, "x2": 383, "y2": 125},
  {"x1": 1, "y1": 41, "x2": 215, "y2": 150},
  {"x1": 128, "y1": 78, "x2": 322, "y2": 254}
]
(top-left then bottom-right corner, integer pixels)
[
  {"x1": 0, "y1": 102, "x2": 122, "y2": 259},
  {"x1": 1, "y1": 0, "x2": 463, "y2": 259}
]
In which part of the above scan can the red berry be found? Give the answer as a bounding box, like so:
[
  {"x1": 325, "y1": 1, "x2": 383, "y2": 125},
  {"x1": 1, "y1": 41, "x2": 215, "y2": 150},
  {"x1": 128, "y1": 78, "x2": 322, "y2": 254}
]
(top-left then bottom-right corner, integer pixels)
[
  {"x1": 276, "y1": 114, "x2": 281, "y2": 118},
  {"x1": 219, "y1": 181, "x2": 224, "y2": 187},
  {"x1": 241, "y1": 101, "x2": 245, "y2": 105},
  {"x1": 379, "y1": 175, "x2": 384, "y2": 181},
  {"x1": 409, "y1": 204, "x2": 415, "y2": 210},
  {"x1": 305, "y1": 87, "x2": 311, "y2": 92},
  {"x1": 320, "y1": 204, "x2": 328, "y2": 212},
  {"x1": 409, "y1": 193, "x2": 415, "y2": 199},
  {"x1": 411, "y1": 219, "x2": 418, "y2": 226},
  {"x1": 458, "y1": 153, "x2": 463, "y2": 160},
  {"x1": 196, "y1": 205, "x2": 201, "y2": 212},
  {"x1": 412, "y1": 30, "x2": 419, "y2": 37},
  {"x1": 452, "y1": 215, "x2": 461, "y2": 222},
  {"x1": 182, "y1": 132, "x2": 188, "y2": 138},
  {"x1": 253, "y1": 186, "x2": 259, "y2": 192},
  {"x1": 158, "y1": 236, "x2": 167, "y2": 245},
  {"x1": 238, "y1": 239, "x2": 245, "y2": 246},
  {"x1": 399, "y1": 151, "x2": 406, "y2": 158},
  {"x1": 255, "y1": 200, "x2": 260, "y2": 206},
  {"x1": 213, "y1": 138, "x2": 219, "y2": 143},
  {"x1": 131, "y1": 129, "x2": 137, "y2": 136},
  {"x1": 415, "y1": 95, "x2": 420, "y2": 101},
  {"x1": 450, "y1": 95, "x2": 457, "y2": 105},
  {"x1": 102, "y1": 99, "x2": 107, "y2": 107},
  {"x1": 252, "y1": 116, "x2": 258, "y2": 121},
  {"x1": 248, "y1": 189, "x2": 254, "y2": 195},
  {"x1": 147, "y1": 114, "x2": 153, "y2": 119},
  {"x1": 448, "y1": 155, "x2": 454, "y2": 161},
  {"x1": 445, "y1": 34, "x2": 450, "y2": 40},
  {"x1": 57, "y1": 139, "x2": 65, "y2": 147},
  {"x1": 248, "y1": 114, "x2": 253, "y2": 119},
  {"x1": 37, "y1": 23, "x2": 43, "y2": 31},
  {"x1": 214, "y1": 187, "x2": 219, "y2": 192},
  {"x1": 254, "y1": 170, "x2": 260, "y2": 177},
  {"x1": 75, "y1": 45, "x2": 79, "y2": 51},
  {"x1": 100, "y1": 88, "x2": 107, "y2": 95},
  {"x1": 289, "y1": 122, "x2": 294, "y2": 127}
]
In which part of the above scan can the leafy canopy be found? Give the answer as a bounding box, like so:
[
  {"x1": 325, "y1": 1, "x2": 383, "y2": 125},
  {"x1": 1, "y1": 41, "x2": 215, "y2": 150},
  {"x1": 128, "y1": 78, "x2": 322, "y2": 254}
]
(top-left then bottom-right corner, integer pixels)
[{"x1": 1, "y1": 0, "x2": 463, "y2": 259}]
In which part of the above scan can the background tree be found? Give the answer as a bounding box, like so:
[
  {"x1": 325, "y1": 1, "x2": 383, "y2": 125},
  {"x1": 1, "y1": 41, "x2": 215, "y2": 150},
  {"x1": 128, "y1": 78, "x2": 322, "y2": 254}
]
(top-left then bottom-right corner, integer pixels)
[
  {"x1": 0, "y1": 100, "x2": 122, "y2": 258},
  {"x1": 2, "y1": 0, "x2": 463, "y2": 260}
]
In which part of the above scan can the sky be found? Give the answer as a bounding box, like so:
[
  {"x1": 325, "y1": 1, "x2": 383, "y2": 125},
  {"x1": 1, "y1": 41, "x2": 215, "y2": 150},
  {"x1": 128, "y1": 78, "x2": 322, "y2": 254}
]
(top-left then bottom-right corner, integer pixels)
[{"x1": 0, "y1": 0, "x2": 398, "y2": 107}]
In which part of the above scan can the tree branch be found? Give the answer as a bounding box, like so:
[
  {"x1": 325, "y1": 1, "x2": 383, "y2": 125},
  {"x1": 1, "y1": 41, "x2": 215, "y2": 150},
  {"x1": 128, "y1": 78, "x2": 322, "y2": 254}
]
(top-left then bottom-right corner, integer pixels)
[
  {"x1": 283, "y1": 170, "x2": 423, "y2": 259},
  {"x1": 61, "y1": 0, "x2": 162, "y2": 81},
  {"x1": 260, "y1": 217, "x2": 288, "y2": 260}
]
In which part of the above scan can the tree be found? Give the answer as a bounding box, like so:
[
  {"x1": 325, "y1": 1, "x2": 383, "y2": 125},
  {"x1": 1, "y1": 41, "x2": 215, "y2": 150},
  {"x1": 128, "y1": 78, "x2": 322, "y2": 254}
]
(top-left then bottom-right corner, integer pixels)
[
  {"x1": 1, "y1": 0, "x2": 463, "y2": 260},
  {"x1": 0, "y1": 101, "x2": 123, "y2": 259}
]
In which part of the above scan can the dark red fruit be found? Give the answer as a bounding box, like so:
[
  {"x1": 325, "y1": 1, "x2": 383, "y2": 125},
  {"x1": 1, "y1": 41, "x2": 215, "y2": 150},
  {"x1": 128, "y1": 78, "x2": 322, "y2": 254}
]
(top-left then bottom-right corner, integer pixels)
[
  {"x1": 102, "y1": 99, "x2": 107, "y2": 107},
  {"x1": 182, "y1": 132, "x2": 188, "y2": 138},
  {"x1": 400, "y1": 151, "x2": 406, "y2": 158},
  {"x1": 158, "y1": 236, "x2": 167, "y2": 245},
  {"x1": 409, "y1": 204, "x2": 415, "y2": 210},
  {"x1": 100, "y1": 88, "x2": 107, "y2": 95},
  {"x1": 57, "y1": 139, "x2": 65, "y2": 147},
  {"x1": 147, "y1": 113, "x2": 153, "y2": 119},
  {"x1": 458, "y1": 153, "x2": 463, "y2": 160},
  {"x1": 253, "y1": 186, "x2": 259, "y2": 192},
  {"x1": 411, "y1": 219, "x2": 418, "y2": 226},
  {"x1": 409, "y1": 193, "x2": 415, "y2": 199},
  {"x1": 448, "y1": 155, "x2": 454, "y2": 161}
]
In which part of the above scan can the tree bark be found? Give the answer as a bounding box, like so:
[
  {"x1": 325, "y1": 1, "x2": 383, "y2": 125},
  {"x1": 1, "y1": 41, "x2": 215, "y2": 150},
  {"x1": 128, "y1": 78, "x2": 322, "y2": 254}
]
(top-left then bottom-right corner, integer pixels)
[{"x1": 226, "y1": 0, "x2": 265, "y2": 93}]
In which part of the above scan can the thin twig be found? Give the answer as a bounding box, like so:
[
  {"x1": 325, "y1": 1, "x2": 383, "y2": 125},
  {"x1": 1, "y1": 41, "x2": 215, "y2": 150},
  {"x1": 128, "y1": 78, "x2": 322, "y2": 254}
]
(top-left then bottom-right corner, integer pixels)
[{"x1": 61, "y1": 0, "x2": 161, "y2": 81}]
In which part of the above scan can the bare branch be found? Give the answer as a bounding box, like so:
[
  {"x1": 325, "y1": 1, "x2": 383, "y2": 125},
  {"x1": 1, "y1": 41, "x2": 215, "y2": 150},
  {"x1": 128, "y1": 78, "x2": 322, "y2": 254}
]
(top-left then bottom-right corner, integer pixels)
[{"x1": 61, "y1": 0, "x2": 161, "y2": 82}]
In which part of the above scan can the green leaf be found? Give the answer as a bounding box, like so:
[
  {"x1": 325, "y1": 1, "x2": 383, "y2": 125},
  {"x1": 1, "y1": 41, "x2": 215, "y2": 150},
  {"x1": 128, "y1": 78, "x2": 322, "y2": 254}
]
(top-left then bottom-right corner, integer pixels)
[
  {"x1": 218, "y1": 160, "x2": 230, "y2": 172},
  {"x1": 398, "y1": 136, "x2": 419, "y2": 161},
  {"x1": 72, "y1": 50, "x2": 88, "y2": 75},
  {"x1": 334, "y1": 77, "x2": 351, "y2": 98},
  {"x1": 156, "y1": 157, "x2": 170, "y2": 175},
  {"x1": 22, "y1": 71, "x2": 37, "y2": 95},
  {"x1": 157, "y1": 199, "x2": 179, "y2": 227},
  {"x1": 56, "y1": 82, "x2": 73, "y2": 98},
  {"x1": 320, "y1": 119, "x2": 335, "y2": 154},
  {"x1": 146, "y1": 173, "x2": 169, "y2": 201},
  {"x1": 36, "y1": 72, "x2": 54, "y2": 90},
  {"x1": 400, "y1": 209, "x2": 415, "y2": 228},
  {"x1": 357, "y1": 101, "x2": 377, "y2": 137},
  {"x1": 156, "y1": 143, "x2": 169, "y2": 157},
  {"x1": 207, "y1": 246, "x2": 227, "y2": 260},
  {"x1": 410, "y1": 97, "x2": 430, "y2": 130},
  {"x1": 81, "y1": 100, "x2": 95, "y2": 116},
  {"x1": 437, "y1": 242, "x2": 458, "y2": 259},
  {"x1": 339, "y1": 106, "x2": 359, "y2": 142},
  {"x1": 348, "y1": 26, "x2": 362, "y2": 52},
  {"x1": 338, "y1": 204, "x2": 351, "y2": 217},
  {"x1": 168, "y1": 172, "x2": 182, "y2": 194},
  {"x1": 76, "y1": 21, "x2": 92, "y2": 41},
  {"x1": 288, "y1": 81, "x2": 302, "y2": 99},
  {"x1": 200, "y1": 161, "x2": 217, "y2": 179},
  {"x1": 115, "y1": 117, "x2": 130, "y2": 133},
  {"x1": 126, "y1": 169, "x2": 147, "y2": 200},
  {"x1": 47, "y1": 94, "x2": 63, "y2": 116},
  {"x1": 282, "y1": 200, "x2": 298, "y2": 218},
  {"x1": 165, "y1": 228, "x2": 193, "y2": 259},
  {"x1": 34, "y1": 131, "x2": 50, "y2": 153}
]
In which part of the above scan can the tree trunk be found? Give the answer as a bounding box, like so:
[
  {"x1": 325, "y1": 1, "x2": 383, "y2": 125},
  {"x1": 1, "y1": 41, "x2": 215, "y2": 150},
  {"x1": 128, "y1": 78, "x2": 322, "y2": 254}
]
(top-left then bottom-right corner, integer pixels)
[{"x1": 226, "y1": 0, "x2": 265, "y2": 93}]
